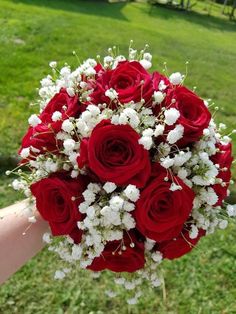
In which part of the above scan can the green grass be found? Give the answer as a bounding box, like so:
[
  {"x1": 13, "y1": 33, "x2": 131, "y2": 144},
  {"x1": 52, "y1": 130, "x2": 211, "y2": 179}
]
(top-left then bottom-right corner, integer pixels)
[{"x1": 0, "y1": 0, "x2": 236, "y2": 313}]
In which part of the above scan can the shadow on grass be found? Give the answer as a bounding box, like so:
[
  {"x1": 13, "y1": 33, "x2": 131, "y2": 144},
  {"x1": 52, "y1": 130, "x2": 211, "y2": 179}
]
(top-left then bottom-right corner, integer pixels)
[
  {"x1": 12, "y1": 0, "x2": 236, "y2": 32},
  {"x1": 12, "y1": 0, "x2": 129, "y2": 21},
  {"x1": 146, "y1": 3, "x2": 236, "y2": 32}
]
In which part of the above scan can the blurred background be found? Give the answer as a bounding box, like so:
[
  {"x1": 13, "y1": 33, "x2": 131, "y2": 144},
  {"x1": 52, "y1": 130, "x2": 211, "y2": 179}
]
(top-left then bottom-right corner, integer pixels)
[{"x1": 0, "y1": 0, "x2": 235, "y2": 313}]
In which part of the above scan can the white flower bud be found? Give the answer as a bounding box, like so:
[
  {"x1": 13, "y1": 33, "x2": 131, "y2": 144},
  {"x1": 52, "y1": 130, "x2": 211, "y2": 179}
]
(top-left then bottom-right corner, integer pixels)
[
  {"x1": 164, "y1": 108, "x2": 180, "y2": 126},
  {"x1": 49, "y1": 61, "x2": 57, "y2": 68},
  {"x1": 20, "y1": 147, "x2": 30, "y2": 159},
  {"x1": 63, "y1": 139, "x2": 75, "y2": 151},
  {"x1": 62, "y1": 119, "x2": 74, "y2": 133},
  {"x1": 105, "y1": 88, "x2": 118, "y2": 100},
  {"x1": 28, "y1": 114, "x2": 41, "y2": 127},
  {"x1": 52, "y1": 111, "x2": 62, "y2": 122},
  {"x1": 153, "y1": 91, "x2": 165, "y2": 104},
  {"x1": 169, "y1": 72, "x2": 183, "y2": 85}
]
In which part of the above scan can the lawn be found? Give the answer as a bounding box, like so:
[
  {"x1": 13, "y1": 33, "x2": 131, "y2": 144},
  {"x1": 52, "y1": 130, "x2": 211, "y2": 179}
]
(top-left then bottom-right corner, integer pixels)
[{"x1": 0, "y1": 0, "x2": 236, "y2": 313}]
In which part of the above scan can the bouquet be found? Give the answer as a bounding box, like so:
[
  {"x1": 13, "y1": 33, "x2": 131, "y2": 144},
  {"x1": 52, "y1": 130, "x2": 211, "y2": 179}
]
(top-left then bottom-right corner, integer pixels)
[{"x1": 9, "y1": 43, "x2": 235, "y2": 304}]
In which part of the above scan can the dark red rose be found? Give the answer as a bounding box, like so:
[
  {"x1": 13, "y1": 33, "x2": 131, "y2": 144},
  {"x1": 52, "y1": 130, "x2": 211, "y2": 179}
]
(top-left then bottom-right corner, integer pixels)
[
  {"x1": 18, "y1": 89, "x2": 81, "y2": 162},
  {"x1": 135, "y1": 167, "x2": 195, "y2": 242},
  {"x1": 77, "y1": 119, "x2": 151, "y2": 188},
  {"x1": 90, "y1": 61, "x2": 153, "y2": 106},
  {"x1": 39, "y1": 89, "x2": 83, "y2": 132},
  {"x1": 88, "y1": 231, "x2": 145, "y2": 273},
  {"x1": 211, "y1": 142, "x2": 233, "y2": 206},
  {"x1": 164, "y1": 86, "x2": 211, "y2": 147},
  {"x1": 157, "y1": 228, "x2": 206, "y2": 259},
  {"x1": 19, "y1": 124, "x2": 59, "y2": 162},
  {"x1": 30, "y1": 175, "x2": 86, "y2": 236}
]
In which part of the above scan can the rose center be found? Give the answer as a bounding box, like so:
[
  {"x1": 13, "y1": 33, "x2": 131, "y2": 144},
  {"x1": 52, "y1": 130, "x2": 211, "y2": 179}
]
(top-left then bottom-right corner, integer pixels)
[
  {"x1": 114, "y1": 75, "x2": 134, "y2": 90},
  {"x1": 104, "y1": 139, "x2": 132, "y2": 165}
]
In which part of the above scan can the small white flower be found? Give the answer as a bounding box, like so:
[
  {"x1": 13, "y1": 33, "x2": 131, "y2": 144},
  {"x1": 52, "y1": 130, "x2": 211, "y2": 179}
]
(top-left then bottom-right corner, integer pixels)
[
  {"x1": 87, "y1": 104, "x2": 100, "y2": 116},
  {"x1": 219, "y1": 220, "x2": 228, "y2": 230},
  {"x1": 62, "y1": 119, "x2": 74, "y2": 133},
  {"x1": 124, "y1": 281, "x2": 136, "y2": 290},
  {"x1": 164, "y1": 108, "x2": 180, "y2": 126},
  {"x1": 109, "y1": 196, "x2": 124, "y2": 211},
  {"x1": 86, "y1": 206, "x2": 96, "y2": 219},
  {"x1": 142, "y1": 128, "x2": 154, "y2": 137},
  {"x1": 66, "y1": 87, "x2": 75, "y2": 97},
  {"x1": 129, "y1": 48, "x2": 137, "y2": 60},
  {"x1": 189, "y1": 225, "x2": 199, "y2": 239},
  {"x1": 114, "y1": 277, "x2": 125, "y2": 285},
  {"x1": 154, "y1": 124, "x2": 165, "y2": 137},
  {"x1": 140, "y1": 59, "x2": 152, "y2": 70},
  {"x1": 143, "y1": 52, "x2": 152, "y2": 61},
  {"x1": 71, "y1": 170, "x2": 79, "y2": 178},
  {"x1": 122, "y1": 213, "x2": 136, "y2": 229},
  {"x1": 20, "y1": 147, "x2": 30, "y2": 159},
  {"x1": 151, "y1": 251, "x2": 163, "y2": 262},
  {"x1": 159, "y1": 80, "x2": 167, "y2": 91},
  {"x1": 81, "y1": 111, "x2": 92, "y2": 123},
  {"x1": 82, "y1": 190, "x2": 96, "y2": 204},
  {"x1": 119, "y1": 113, "x2": 128, "y2": 125},
  {"x1": 123, "y1": 201, "x2": 135, "y2": 212},
  {"x1": 123, "y1": 185, "x2": 140, "y2": 202},
  {"x1": 105, "y1": 88, "x2": 118, "y2": 100},
  {"x1": 127, "y1": 297, "x2": 138, "y2": 305},
  {"x1": 12, "y1": 179, "x2": 22, "y2": 190},
  {"x1": 63, "y1": 139, "x2": 75, "y2": 151},
  {"x1": 160, "y1": 156, "x2": 174, "y2": 169},
  {"x1": 170, "y1": 182, "x2": 182, "y2": 191},
  {"x1": 87, "y1": 183, "x2": 101, "y2": 194},
  {"x1": 111, "y1": 115, "x2": 120, "y2": 125},
  {"x1": 54, "y1": 270, "x2": 65, "y2": 280},
  {"x1": 104, "y1": 56, "x2": 113, "y2": 64},
  {"x1": 178, "y1": 168, "x2": 188, "y2": 180},
  {"x1": 139, "y1": 136, "x2": 153, "y2": 150},
  {"x1": 52, "y1": 111, "x2": 62, "y2": 121},
  {"x1": 49, "y1": 61, "x2": 57, "y2": 68},
  {"x1": 153, "y1": 91, "x2": 165, "y2": 104},
  {"x1": 28, "y1": 114, "x2": 41, "y2": 127},
  {"x1": 105, "y1": 290, "x2": 117, "y2": 298},
  {"x1": 42, "y1": 232, "x2": 52, "y2": 244},
  {"x1": 169, "y1": 72, "x2": 183, "y2": 85},
  {"x1": 79, "y1": 202, "x2": 89, "y2": 214},
  {"x1": 226, "y1": 204, "x2": 236, "y2": 217},
  {"x1": 60, "y1": 66, "x2": 71, "y2": 77},
  {"x1": 167, "y1": 124, "x2": 184, "y2": 144},
  {"x1": 103, "y1": 182, "x2": 117, "y2": 194}
]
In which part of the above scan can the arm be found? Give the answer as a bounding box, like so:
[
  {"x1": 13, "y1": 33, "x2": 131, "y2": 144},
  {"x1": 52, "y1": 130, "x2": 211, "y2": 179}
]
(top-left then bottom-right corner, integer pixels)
[{"x1": 0, "y1": 200, "x2": 49, "y2": 285}]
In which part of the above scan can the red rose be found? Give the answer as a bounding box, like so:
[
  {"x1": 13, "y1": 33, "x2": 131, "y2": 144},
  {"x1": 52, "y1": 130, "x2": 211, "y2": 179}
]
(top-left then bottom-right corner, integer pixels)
[
  {"x1": 30, "y1": 175, "x2": 86, "y2": 236},
  {"x1": 77, "y1": 120, "x2": 151, "y2": 188},
  {"x1": 211, "y1": 142, "x2": 233, "y2": 206},
  {"x1": 135, "y1": 167, "x2": 195, "y2": 242},
  {"x1": 88, "y1": 231, "x2": 145, "y2": 272},
  {"x1": 164, "y1": 86, "x2": 211, "y2": 147},
  {"x1": 19, "y1": 89, "x2": 81, "y2": 161},
  {"x1": 39, "y1": 89, "x2": 83, "y2": 131},
  {"x1": 157, "y1": 228, "x2": 205, "y2": 260},
  {"x1": 19, "y1": 124, "x2": 58, "y2": 162},
  {"x1": 90, "y1": 61, "x2": 153, "y2": 106}
]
